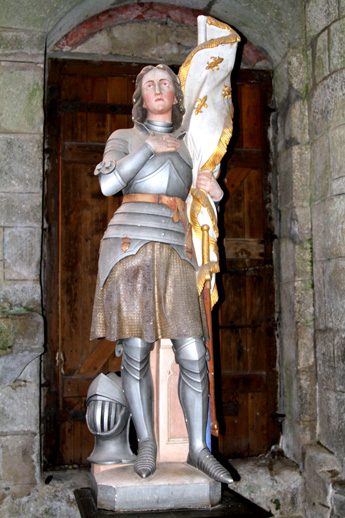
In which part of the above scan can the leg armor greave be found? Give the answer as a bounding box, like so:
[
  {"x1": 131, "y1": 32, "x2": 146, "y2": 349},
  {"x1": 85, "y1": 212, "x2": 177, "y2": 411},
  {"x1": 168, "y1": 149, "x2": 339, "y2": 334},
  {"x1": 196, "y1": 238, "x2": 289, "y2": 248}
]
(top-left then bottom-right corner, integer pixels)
[
  {"x1": 121, "y1": 338, "x2": 155, "y2": 443},
  {"x1": 120, "y1": 338, "x2": 157, "y2": 478},
  {"x1": 172, "y1": 337, "x2": 233, "y2": 485},
  {"x1": 172, "y1": 337, "x2": 208, "y2": 455}
]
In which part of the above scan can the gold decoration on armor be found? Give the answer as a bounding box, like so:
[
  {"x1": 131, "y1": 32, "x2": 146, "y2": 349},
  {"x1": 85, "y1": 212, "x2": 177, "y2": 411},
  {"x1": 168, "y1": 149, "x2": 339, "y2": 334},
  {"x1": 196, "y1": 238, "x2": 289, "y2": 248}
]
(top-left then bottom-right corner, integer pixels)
[
  {"x1": 222, "y1": 85, "x2": 232, "y2": 99},
  {"x1": 206, "y1": 57, "x2": 224, "y2": 71},
  {"x1": 194, "y1": 96, "x2": 208, "y2": 115}
]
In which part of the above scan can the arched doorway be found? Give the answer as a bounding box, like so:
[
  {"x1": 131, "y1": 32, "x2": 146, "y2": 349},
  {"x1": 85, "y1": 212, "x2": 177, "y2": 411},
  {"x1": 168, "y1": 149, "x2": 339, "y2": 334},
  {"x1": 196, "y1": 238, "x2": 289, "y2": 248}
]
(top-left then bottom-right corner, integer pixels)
[{"x1": 43, "y1": 8, "x2": 279, "y2": 467}]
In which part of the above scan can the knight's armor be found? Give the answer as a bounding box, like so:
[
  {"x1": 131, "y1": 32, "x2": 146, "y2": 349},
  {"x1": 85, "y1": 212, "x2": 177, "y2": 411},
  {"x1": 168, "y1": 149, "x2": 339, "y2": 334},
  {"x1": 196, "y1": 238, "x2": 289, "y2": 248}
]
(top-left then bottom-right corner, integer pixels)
[
  {"x1": 86, "y1": 373, "x2": 135, "y2": 464},
  {"x1": 91, "y1": 118, "x2": 233, "y2": 485},
  {"x1": 95, "y1": 120, "x2": 195, "y2": 288}
]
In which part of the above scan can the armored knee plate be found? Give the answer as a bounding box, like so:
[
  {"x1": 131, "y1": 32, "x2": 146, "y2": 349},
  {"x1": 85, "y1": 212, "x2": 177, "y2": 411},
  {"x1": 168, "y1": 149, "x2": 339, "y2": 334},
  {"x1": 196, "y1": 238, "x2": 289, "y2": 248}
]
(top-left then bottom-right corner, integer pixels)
[
  {"x1": 172, "y1": 337, "x2": 208, "y2": 392},
  {"x1": 120, "y1": 338, "x2": 154, "y2": 380},
  {"x1": 86, "y1": 372, "x2": 136, "y2": 465}
]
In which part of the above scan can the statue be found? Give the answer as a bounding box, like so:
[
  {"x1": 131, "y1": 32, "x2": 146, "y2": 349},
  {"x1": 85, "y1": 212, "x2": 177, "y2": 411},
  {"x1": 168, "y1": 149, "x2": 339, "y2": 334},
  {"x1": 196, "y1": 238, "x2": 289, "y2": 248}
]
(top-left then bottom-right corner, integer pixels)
[
  {"x1": 88, "y1": 16, "x2": 241, "y2": 492},
  {"x1": 89, "y1": 63, "x2": 231, "y2": 484}
]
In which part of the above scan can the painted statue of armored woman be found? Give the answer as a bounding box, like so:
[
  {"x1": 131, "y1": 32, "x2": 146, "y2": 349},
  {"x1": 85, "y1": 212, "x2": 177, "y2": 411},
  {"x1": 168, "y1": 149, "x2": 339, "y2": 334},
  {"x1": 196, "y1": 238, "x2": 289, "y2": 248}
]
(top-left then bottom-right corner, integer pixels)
[{"x1": 87, "y1": 16, "x2": 240, "y2": 487}]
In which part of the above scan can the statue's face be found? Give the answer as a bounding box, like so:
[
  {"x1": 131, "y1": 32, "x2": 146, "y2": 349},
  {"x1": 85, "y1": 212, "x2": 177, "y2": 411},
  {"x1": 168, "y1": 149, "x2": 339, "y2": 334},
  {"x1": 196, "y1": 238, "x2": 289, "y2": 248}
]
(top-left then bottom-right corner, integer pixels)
[{"x1": 141, "y1": 68, "x2": 177, "y2": 121}]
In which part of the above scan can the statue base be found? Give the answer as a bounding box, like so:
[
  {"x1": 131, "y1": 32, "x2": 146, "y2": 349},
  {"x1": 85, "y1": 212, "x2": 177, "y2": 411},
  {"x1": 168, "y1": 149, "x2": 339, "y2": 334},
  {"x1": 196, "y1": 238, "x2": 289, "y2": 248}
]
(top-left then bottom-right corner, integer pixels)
[{"x1": 90, "y1": 462, "x2": 221, "y2": 512}]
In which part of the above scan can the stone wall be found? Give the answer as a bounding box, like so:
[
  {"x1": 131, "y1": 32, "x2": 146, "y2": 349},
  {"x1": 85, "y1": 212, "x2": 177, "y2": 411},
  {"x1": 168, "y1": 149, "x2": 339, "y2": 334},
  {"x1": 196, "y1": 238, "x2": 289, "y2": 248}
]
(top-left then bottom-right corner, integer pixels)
[
  {"x1": 0, "y1": 29, "x2": 45, "y2": 499},
  {"x1": 273, "y1": 1, "x2": 345, "y2": 516},
  {"x1": 305, "y1": 1, "x2": 345, "y2": 516}
]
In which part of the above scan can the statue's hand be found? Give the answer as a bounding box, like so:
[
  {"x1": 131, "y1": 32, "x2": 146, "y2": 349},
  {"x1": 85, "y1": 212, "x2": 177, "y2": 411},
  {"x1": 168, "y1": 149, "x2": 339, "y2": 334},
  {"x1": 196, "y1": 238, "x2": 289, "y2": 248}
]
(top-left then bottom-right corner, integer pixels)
[
  {"x1": 146, "y1": 134, "x2": 180, "y2": 154},
  {"x1": 196, "y1": 170, "x2": 224, "y2": 202}
]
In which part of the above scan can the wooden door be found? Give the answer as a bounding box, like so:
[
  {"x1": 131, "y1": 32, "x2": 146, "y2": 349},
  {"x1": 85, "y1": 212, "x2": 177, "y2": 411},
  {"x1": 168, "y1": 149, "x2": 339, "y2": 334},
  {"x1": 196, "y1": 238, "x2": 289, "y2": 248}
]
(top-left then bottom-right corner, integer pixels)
[
  {"x1": 217, "y1": 70, "x2": 279, "y2": 457},
  {"x1": 44, "y1": 61, "x2": 278, "y2": 466},
  {"x1": 43, "y1": 60, "x2": 143, "y2": 466}
]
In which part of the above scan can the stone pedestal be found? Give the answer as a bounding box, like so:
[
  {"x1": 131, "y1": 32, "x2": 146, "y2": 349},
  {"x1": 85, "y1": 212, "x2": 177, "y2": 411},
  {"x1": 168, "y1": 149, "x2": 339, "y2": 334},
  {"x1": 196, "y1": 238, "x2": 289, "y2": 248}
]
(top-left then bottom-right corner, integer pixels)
[
  {"x1": 91, "y1": 462, "x2": 221, "y2": 512},
  {"x1": 150, "y1": 339, "x2": 189, "y2": 462}
]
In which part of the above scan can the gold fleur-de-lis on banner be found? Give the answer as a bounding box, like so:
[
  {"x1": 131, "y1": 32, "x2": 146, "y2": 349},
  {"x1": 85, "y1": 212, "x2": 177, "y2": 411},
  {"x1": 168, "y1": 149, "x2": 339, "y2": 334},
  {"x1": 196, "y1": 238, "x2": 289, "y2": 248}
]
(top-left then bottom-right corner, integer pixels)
[
  {"x1": 194, "y1": 96, "x2": 208, "y2": 115},
  {"x1": 222, "y1": 85, "x2": 232, "y2": 99},
  {"x1": 206, "y1": 57, "x2": 224, "y2": 71}
]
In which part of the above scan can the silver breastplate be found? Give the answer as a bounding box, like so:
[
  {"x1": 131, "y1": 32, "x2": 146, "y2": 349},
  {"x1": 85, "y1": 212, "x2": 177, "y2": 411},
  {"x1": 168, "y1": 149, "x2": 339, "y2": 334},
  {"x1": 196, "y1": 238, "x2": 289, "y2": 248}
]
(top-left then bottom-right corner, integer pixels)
[{"x1": 123, "y1": 151, "x2": 192, "y2": 201}]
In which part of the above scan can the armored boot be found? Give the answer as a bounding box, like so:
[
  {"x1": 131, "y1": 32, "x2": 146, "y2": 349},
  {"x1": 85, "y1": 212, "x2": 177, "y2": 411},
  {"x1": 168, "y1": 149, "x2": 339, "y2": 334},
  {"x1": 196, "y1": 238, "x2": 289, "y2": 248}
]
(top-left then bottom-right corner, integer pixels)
[
  {"x1": 172, "y1": 337, "x2": 233, "y2": 485},
  {"x1": 121, "y1": 338, "x2": 157, "y2": 478}
]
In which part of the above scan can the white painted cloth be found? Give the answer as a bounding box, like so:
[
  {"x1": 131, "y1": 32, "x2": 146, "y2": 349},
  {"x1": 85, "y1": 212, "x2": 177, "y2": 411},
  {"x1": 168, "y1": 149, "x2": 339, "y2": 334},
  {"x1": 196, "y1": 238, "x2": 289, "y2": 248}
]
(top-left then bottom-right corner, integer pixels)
[{"x1": 179, "y1": 16, "x2": 240, "y2": 306}]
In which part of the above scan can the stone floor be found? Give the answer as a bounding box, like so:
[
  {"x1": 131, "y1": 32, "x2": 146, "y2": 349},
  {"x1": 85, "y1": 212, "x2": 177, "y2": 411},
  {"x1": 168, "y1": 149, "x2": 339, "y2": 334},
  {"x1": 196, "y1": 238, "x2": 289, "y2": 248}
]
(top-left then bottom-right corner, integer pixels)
[{"x1": 0, "y1": 453, "x2": 306, "y2": 518}]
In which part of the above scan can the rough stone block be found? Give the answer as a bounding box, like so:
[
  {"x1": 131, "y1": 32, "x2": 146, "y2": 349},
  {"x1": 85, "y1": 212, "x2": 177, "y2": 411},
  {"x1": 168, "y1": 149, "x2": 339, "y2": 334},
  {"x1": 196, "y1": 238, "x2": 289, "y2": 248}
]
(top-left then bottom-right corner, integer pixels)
[
  {"x1": 303, "y1": 444, "x2": 342, "y2": 518},
  {"x1": 4, "y1": 227, "x2": 41, "y2": 280},
  {"x1": 299, "y1": 418, "x2": 317, "y2": 445},
  {"x1": 315, "y1": 29, "x2": 329, "y2": 84},
  {"x1": 295, "y1": 241, "x2": 313, "y2": 281},
  {"x1": 0, "y1": 134, "x2": 43, "y2": 193},
  {"x1": 294, "y1": 280, "x2": 314, "y2": 328},
  {"x1": 332, "y1": 176, "x2": 345, "y2": 196},
  {"x1": 0, "y1": 380, "x2": 39, "y2": 433},
  {"x1": 74, "y1": 22, "x2": 163, "y2": 61},
  {"x1": 313, "y1": 260, "x2": 326, "y2": 329},
  {"x1": 311, "y1": 133, "x2": 331, "y2": 203},
  {"x1": 334, "y1": 331, "x2": 345, "y2": 392},
  {"x1": 296, "y1": 324, "x2": 315, "y2": 370},
  {"x1": 5, "y1": 227, "x2": 40, "y2": 281},
  {"x1": 318, "y1": 389, "x2": 345, "y2": 456},
  {"x1": 280, "y1": 206, "x2": 310, "y2": 245},
  {"x1": 280, "y1": 237, "x2": 295, "y2": 283},
  {"x1": 230, "y1": 455, "x2": 304, "y2": 517},
  {"x1": 0, "y1": 193, "x2": 41, "y2": 226},
  {"x1": 306, "y1": 0, "x2": 338, "y2": 43},
  {"x1": 286, "y1": 47, "x2": 310, "y2": 97},
  {"x1": 0, "y1": 62, "x2": 43, "y2": 133},
  {"x1": 291, "y1": 144, "x2": 311, "y2": 207},
  {"x1": 322, "y1": 258, "x2": 345, "y2": 329},
  {"x1": 312, "y1": 197, "x2": 345, "y2": 261},
  {"x1": 298, "y1": 369, "x2": 316, "y2": 420},
  {"x1": 316, "y1": 330, "x2": 336, "y2": 391},
  {"x1": 0, "y1": 0, "x2": 67, "y2": 31},
  {"x1": 280, "y1": 281, "x2": 297, "y2": 355},
  {"x1": 0, "y1": 312, "x2": 44, "y2": 354},
  {"x1": 310, "y1": 69, "x2": 345, "y2": 138},
  {"x1": 0, "y1": 282, "x2": 41, "y2": 312},
  {"x1": 329, "y1": 124, "x2": 345, "y2": 180},
  {"x1": 329, "y1": 18, "x2": 345, "y2": 73},
  {"x1": 274, "y1": 59, "x2": 289, "y2": 112},
  {"x1": 278, "y1": 149, "x2": 293, "y2": 209},
  {"x1": 0, "y1": 28, "x2": 45, "y2": 63},
  {"x1": 0, "y1": 433, "x2": 37, "y2": 487},
  {"x1": 17, "y1": 354, "x2": 40, "y2": 383},
  {"x1": 332, "y1": 480, "x2": 345, "y2": 518},
  {"x1": 289, "y1": 100, "x2": 309, "y2": 145}
]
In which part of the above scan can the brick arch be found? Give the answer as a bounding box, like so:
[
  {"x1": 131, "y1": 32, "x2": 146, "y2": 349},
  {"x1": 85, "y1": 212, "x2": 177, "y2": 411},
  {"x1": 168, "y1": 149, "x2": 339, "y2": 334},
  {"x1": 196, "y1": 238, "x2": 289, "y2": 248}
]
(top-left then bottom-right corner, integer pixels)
[
  {"x1": 54, "y1": 2, "x2": 268, "y2": 67},
  {"x1": 55, "y1": 3, "x2": 204, "y2": 49}
]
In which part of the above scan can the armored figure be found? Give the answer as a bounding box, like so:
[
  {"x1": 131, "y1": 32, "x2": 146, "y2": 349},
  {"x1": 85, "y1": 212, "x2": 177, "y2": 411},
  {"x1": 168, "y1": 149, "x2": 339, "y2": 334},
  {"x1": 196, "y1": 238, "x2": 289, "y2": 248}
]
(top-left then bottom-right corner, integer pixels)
[{"x1": 90, "y1": 64, "x2": 232, "y2": 484}]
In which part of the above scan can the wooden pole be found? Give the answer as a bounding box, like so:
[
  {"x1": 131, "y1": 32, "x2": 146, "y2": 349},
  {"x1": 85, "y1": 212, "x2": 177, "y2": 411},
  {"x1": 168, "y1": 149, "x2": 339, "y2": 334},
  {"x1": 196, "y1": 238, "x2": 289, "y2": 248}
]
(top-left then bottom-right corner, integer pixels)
[{"x1": 201, "y1": 224, "x2": 219, "y2": 437}]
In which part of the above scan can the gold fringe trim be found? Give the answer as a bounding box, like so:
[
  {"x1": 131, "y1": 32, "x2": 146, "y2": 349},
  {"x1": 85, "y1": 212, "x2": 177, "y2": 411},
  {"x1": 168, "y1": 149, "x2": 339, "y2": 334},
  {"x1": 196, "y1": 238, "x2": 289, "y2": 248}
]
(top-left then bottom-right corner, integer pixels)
[
  {"x1": 201, "y1": 107, "x2": 234, "y2": 177},
  {"x1": 197, "y1": 262, "x2": 220, "y2": 296},
  {"x1": 178, "y1": 17, "x2": 240, "y2": 93},
  {"x1": 211, "y1": 285, "x2": 219, "y2": 308}
]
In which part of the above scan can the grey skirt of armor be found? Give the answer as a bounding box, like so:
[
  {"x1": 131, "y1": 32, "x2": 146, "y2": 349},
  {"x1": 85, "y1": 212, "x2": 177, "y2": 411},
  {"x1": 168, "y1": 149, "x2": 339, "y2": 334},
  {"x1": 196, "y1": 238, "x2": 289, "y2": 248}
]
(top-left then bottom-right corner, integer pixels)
[{"x1": 90, "y1": 242, "x2": 208, "y2": 343}]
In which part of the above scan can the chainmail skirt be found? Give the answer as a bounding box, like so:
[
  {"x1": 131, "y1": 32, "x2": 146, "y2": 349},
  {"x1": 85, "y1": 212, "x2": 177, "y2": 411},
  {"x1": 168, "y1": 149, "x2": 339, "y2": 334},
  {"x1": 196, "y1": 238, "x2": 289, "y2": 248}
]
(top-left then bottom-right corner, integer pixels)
[{"x1": 90, "y1": 242, "x2": 207, "y2": 343}]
